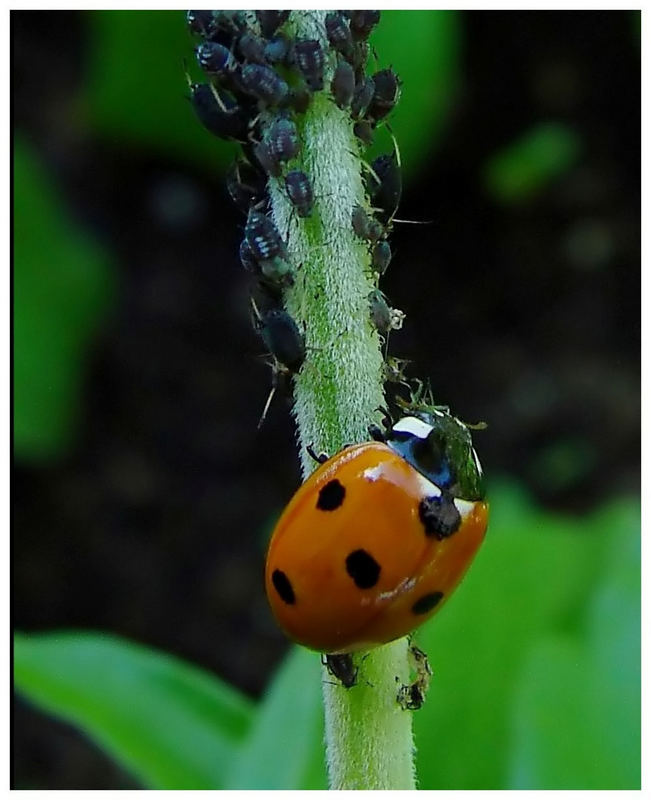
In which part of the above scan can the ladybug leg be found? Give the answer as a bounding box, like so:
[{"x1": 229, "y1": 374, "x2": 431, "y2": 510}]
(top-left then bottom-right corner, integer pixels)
[
  {"x1": 369, "y1": 406, "x2": 393, "y2": 442},
  {"x1": 368, "y1": 423, "x2": 385, "y2": 442},
  {"x1": 306, "y1": 444, "x2": 329, "y2": 464}
]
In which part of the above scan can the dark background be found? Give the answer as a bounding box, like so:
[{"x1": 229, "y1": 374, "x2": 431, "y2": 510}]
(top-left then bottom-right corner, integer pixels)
[{"x1": 12, "y1": 10, "x2": 640, "y2": 789}]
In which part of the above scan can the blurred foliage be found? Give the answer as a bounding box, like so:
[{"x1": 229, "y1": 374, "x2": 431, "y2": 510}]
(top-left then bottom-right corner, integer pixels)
[
  {"x1": 85, "y1": 10, "x2": 236, "y2": 169},
  {"x1": 13, "y1": 138, "x2": 115, "y2": 462},
  {"x1": 483, "y1": 123, "x2": 581, "y2": 204},
  {"x1": 226, "y1": 646, "x2": 326, "y2": 790},
  {"x1": 413, "y1": 483, "x2": 639, "y2": 790},
  {"x1": 14, "y1": 482, "x2": 640, "y2": 790},
  {"x1": 13, "y1": 632, "x2": 253, "y2": 789},
  {"x1": 83, "y1": 10, "x2": 460, "y2": 178},
  {"x1": 13, "y1": 7, "x2": 639, "y2": 792},
  {"x1": 369, "y1": 10, "x2": 461, "y2": 175}
]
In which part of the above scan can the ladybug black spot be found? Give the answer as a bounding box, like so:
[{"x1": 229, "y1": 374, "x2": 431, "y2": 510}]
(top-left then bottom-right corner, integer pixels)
[
  {"x1": 272, "y1": 569, "x2": 295, "y2": 604},
  {"x1": 418, "y1": 494, "x2": 461, "y2": 539},
  {"x1": 411, "y1": 591, "x2": 444, "y2": 615},
  {"x1": 345, "y1": 549, "x2": 380, "y2": 589},
  {"x1": 317, "y1": 479, "x2": 346, "y2": 511}
]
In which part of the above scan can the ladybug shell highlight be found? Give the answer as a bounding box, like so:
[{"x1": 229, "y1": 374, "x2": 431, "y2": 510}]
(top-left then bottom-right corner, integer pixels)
[{"x1": 265, "y1": 440, "x2": 488, "y2": 654}]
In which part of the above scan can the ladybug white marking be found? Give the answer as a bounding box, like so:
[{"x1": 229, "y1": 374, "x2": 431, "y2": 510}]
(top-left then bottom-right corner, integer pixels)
[{"x1": 391, "y1": 416, "x2": 434, "y2": 439}]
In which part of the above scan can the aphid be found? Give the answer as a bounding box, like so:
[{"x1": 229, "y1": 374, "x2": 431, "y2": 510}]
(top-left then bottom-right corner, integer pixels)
[
  {"x1": 369, "y1": 289, "x2": 392, "y2": 335},
  {"x1": 240, "y1": 63, "x2": 289, "y2": 107},
  {"x1": 325, "y1": 12, "x2": 354, "y2": 59},
  {"x1": 188, "y1": 82, "x2": 249, "y2": 142},
  {"x1": 195, "y1": 41, "x2": 238, "y2": 79},
  {"x1": 294, "y1": 38, "x2": 325, "y2": 91},
  {"x1": 253, "y1": 140, "x2": 282, "y2": 179},
  {"x1": 237, "y1": 31, "x2": 268, "y2": 64},
  {"x1": 368, "y1": 153, "x2": 402, "y2": 225},
  {"x1": 226, "y1": 160, "x2": 267, "y2": 213},
  {"x1": 397, "y1": 644, "x2": 433, "y2": 711},
  {"x1": 352, "y1": 41, "x2": 370, "y2": 80},
  {"x1": 353, "y1": 119, "x2": 374, "y2": 147},
  {"x1": 367, "y1": 68, "x2": 401, "y2": 122},
  {"x1": 244, "y1": 241, "x2": 294, "y2": 292},
  {"x1": 259, "y1": 256, "x2": 294, "y2": 287},
  {"x1": 383, "y1": 356, "x2": 411, "y2": 387},
  {"x1": 371, "y1": 239, "x2": 392, "y2": 274},
  {"x1": 322, "y1": 653, "x2": 358, "y2": 689},
  {"x1": 290, "y1": 83, "x2": 311, "y2": 114},
  {"x1": 331, "y1": 59, "x2": 355, "y2": 110},
  {"x1": 285, "y1": 170, "x2": 314, "y2": 218},
  {"x1": 350, "y1": 76, "x2": 375, "y2": 119},
  {"x1": 257, "y1": 10, "x2": 290, "y2": 39},
  {"x1": 259, "y1": 309, "x2": 306, "y2": 374},
  {"x1": 245, "y1": 210, "x2": 295, "y2": 287},
  {"x1": 264, "y1": 33, "x2": 290, "y2": 65},
  {"x1": 267, "y1": 116, "x2": 300, "y2": 164},
  {"x1": 245, "y1": 208, "x2": 287, "y2": 262},
  {"x1": 254, "y1": 305, "x2": 304, "y2": 429},
  {"x1": 352, "y1": 205, "x2": 383, "y2": 242},
  {"x1": 239, "y1": 238, "x2": 258, "y2": 273},
  {"x1": 349, "y1": 10, "x2": 381, "y2": 41},
  {"x1": 213, "y1": 10, "x2": 248, "y2": 35},
  {"x1": 250, "y1": 279, "x2": 283, "y2": 314},
  {"x1": 186, "y1": 10, "x2": 215, "y2": 37}
]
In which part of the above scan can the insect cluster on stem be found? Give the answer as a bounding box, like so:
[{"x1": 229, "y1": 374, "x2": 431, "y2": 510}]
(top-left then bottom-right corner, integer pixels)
[
  {"x1": 188, "y1": 12, "x2": 488, "y2": 709},
  {"x1": 186, "y1": 9, "x2": 406, "y2": 422}
]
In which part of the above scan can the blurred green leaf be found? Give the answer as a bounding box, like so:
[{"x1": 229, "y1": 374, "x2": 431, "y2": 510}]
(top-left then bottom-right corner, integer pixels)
[
  {"x1": 508, "y1": 499, "x2": 640, "y2": 788},
  {"x1": 370, "y1": 10, "x2": 461, "y2": 175},
  {"x1": 13, "y1": 487, "x2": 639, "y2": 791},
  {"x1": 85, "y1": 10, "x2": 234, "y2": 169},
  {"x1": 13, "y1": 138, "x2": 115, "y2": 462},
  {"x1": 528, "y1": 437, "x2": 597, "y2": 492},
  {"x1": 413, "y1": 481, "x2": 638, "y2": 789},
  {"x1": 483, "y1": 123, "x2": 581, "y2": 203},
  {"x1": 226, "y1": 646, "x2": 327, "y2": 789},
  {"x1": 14, "y1": 631, "x2": 254, "y2": 789}
]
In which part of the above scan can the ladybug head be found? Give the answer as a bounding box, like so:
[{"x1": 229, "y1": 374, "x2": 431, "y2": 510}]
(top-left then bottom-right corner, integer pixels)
[{"x1": 387, "y1": 412, "x2": 485, "y2": 501}]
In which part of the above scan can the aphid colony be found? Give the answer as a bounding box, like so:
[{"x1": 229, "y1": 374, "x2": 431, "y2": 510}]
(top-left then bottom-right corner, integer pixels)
[
  {"x1": 186, "y1": 10, "x2": 404, "y2": 403},
  {"x1": 187, "y1": 11, "x2": 488, "y2": 707}
]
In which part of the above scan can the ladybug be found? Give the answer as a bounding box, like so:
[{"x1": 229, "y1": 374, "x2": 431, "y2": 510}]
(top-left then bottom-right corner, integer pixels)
[{"x1": 264, "y1": 407, "x2": 488, "y2": 653}]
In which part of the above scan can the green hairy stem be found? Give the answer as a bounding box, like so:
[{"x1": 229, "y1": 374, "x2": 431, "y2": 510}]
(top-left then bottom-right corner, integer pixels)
[{"x1": 266, "y1": 10, "x2": 416, "y2": 791}]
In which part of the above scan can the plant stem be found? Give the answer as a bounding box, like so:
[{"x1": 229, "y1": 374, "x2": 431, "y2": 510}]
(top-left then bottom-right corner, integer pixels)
[{"x1": 267, "y1": 10, "x2": 416, "y2": 791}]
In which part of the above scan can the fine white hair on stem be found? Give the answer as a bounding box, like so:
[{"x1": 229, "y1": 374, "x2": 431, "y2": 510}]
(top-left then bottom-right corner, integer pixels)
[{"x1": 266, "y1": 10, "x2": 416, "y2": 791}]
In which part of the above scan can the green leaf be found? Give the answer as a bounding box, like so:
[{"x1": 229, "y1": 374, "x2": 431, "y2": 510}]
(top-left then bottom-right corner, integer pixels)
[
  {"x1": 14, "y1": 631, "x2": 255, "y2": 789},
  {"x1": 84, "y1": 10, "x2": 235, "y2": 169},
  {"x1": 413, "y1": 481, "x2": 637, "y2": 789},
  {"x1": 508, "y1": 499, "x2": 640, "y2": 789},
  {"x1": 13, "y1": 138, "x2": 115, "y2": 462},
  {"x1": 226, "y1": 646, "x2": 327, "y2": 789},
  {"x1": 370, "y1": 10, "x2": 461, "y2": 175},
  {"x1": 483, "y1": 122, "x2": 581, "y2": 204}
]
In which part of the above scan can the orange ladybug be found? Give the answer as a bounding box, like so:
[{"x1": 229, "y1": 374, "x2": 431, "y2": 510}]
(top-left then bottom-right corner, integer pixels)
[{"x1": 265, "y1": 410, "x2": 488, "y2": 653}]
